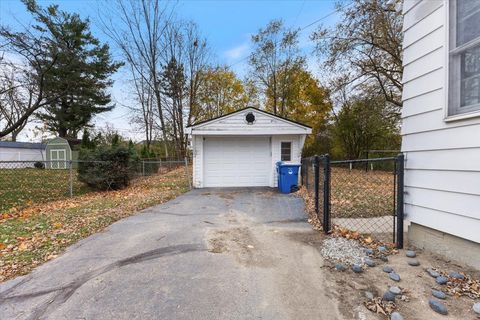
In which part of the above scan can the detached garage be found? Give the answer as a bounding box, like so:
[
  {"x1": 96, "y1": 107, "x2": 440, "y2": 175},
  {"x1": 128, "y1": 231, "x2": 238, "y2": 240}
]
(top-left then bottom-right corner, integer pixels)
[{"x1": 186, "y1": 107, "x2": 312, "y2": 188}]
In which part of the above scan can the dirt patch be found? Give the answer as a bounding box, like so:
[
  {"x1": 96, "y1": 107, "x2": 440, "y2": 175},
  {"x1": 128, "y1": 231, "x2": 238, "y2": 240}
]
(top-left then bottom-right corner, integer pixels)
[
  {"x1": 207, "y1": 227, "x2": 274, "y2": 268},
  {"x1": 219, "y1": 193, "x2": 235, "y2": 200},
  {"x1": 285, "y1": 229, "x2": 324, "y2": 246},
  {"x1": 258, "y1": 189, "x2": 277, "y2": 199}
]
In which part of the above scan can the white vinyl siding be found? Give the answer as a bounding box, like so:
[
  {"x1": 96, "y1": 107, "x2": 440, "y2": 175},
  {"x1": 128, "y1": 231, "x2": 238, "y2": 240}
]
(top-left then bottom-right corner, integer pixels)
[
  {"x1": 271, "y1": 135, "x2": 302, "y2": 188},
  {"x1": 191, "y1": 109, "x2": 310, "y2": 135},
  {"x1": 401, "y1": 0, "x2": 480, "y2": 243},
  {"x1": 192, "y1": 135, "x2": 203, "y2": 188},
  {"x1": 0, "y1": 147, "x2": 46, "y2": 168}
]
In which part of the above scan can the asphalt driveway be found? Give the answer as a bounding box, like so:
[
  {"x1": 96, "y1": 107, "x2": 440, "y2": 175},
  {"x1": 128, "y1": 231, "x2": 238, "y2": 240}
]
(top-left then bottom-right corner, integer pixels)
[{"x1": 0, "y1": 188, "x2": 341, "y2": 320}]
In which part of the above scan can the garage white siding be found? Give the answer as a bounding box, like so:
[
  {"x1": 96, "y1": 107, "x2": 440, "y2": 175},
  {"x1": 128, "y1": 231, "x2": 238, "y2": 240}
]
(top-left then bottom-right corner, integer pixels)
[
  {"x1": 271, "y1": 135, "x2": 302, "y2": 187},
  {"x1": 203, "y1": 137, "x2": 271, "y2": 187},
  {"x1": 192, "y1": 109, "x2": 309, "y2": 136},
  {"x1": 401, "y1": 0, "x2": 480, "y2": 243},
  {"x1": 192, "y1": 135, "x2": 203, "y2": 188}
]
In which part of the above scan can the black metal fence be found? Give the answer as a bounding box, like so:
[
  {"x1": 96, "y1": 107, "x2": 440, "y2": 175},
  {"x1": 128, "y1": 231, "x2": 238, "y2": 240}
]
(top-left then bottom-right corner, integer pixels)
[{"x1": 301, "y1": 154, "x2": 404, "y2": 248}]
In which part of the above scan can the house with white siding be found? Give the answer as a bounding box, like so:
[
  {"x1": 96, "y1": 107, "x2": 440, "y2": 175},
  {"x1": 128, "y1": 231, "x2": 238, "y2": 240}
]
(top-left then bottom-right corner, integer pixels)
[
  {"x1": 186, "y1": 107, "x2": 311, "y2": 188},
  {"x1": 0, "y1": 141, "x2": 46, "y2": 167},
  {"x1": 402, "y1": 0, "x2": 480, "y2": 268}
]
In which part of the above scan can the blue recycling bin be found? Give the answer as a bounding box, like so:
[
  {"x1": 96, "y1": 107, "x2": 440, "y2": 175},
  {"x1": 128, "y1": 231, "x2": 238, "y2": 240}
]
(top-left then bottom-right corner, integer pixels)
[{"x1": 276, "y1": 162, "x2": 301, "y2": 194}]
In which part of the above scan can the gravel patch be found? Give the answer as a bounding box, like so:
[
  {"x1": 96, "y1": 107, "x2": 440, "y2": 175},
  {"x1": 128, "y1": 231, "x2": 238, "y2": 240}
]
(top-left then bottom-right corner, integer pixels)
[{"x1": 320, "y1": 237, "x2": 367, "y2": 265}]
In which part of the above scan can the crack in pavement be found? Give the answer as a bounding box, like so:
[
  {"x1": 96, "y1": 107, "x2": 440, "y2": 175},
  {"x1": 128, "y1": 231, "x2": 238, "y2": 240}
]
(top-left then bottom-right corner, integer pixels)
[
  {"x1": 263, "y1": 218, "x2": 308, "y2": 224},
  {"x1": 152, "y1": 211, "x2": 218, "y2": 217},
  {"x1": 0, "y1": 243, "x2": 206, "y2": 320}
]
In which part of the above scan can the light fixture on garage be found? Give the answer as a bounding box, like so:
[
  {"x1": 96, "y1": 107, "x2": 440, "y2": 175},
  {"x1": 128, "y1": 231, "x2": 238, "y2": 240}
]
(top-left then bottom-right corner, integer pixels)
[{"x1": 245, "y1": 112, "x2": 255, "y2": 124}]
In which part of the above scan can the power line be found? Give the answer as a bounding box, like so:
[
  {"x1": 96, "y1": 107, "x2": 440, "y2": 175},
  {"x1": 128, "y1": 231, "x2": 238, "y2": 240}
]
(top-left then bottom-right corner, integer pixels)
[{"x1": 226, "y1": 2, "x2": 352, "y2": 69}]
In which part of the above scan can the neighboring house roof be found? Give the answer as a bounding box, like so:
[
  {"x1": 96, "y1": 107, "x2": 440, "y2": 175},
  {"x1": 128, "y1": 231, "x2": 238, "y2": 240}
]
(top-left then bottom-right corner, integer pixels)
[
  {"x1": 186, "y1": 107, "x2": 313, "y2": 129},
  {"x1": 0, "y1": 141, "x2": 46, "y2": 150}
]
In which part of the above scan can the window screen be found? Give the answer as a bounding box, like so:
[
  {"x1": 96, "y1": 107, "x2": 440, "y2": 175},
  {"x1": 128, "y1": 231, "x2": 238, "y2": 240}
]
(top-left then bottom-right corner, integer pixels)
[
  {"x1": 449, "y1": 0, "x2": 480, "y2": 116},
  {"x1": 281, "y1": 142, "x2": 291, "y2": 161}
]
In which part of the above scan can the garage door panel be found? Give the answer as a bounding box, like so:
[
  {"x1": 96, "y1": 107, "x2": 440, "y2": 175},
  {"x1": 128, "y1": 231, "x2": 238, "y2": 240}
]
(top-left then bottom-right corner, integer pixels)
[{"x1": 204, "y1": 137, "x2": 271, "y2": 187}]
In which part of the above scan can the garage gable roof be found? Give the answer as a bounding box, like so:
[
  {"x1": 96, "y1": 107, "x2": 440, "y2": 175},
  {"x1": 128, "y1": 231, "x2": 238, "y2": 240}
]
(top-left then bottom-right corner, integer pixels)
[{"x1": 186, "y1": 107, "x2": 312, "y2": 131}]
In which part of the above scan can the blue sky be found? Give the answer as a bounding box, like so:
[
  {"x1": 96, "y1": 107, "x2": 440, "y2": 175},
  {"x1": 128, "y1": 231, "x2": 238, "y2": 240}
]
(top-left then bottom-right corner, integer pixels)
[{"x1": 0, "y1": 0, "x2": 339, "y2": 141}]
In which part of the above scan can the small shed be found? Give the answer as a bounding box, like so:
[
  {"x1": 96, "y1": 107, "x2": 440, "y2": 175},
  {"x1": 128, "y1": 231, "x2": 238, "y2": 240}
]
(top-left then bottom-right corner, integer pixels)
[
  {"x1": 186, "y1": 107, "x2": 312, "y2": 188},
  {"x1": 45, "y1": 137, "x2": 73, "y2": 169}
]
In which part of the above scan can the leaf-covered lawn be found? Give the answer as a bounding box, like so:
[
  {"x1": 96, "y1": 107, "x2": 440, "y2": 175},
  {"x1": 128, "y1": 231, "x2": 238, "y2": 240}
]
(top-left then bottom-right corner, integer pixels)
[
  {"x1": 330, "y1": 167, "x2": 395, "y2": 218},
  {"x1": 0, "y1": 168, "x2": 190, "y2": 282},
  {"x1": 0, "y1": 168, "x2": 91, "y2": 212}
]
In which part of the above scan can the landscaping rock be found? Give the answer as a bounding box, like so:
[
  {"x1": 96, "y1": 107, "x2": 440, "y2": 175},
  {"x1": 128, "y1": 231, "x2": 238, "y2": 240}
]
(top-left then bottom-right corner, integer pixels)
[
  {"x1": 389, "y1": 286, "x2": 402, "y2": 295},
  {"x1": 364, "y1": 291, "x2": 374, "y2": 300},
  {"x1": 364, "y1": 258, "x2": 376, "y2": 267},
  {"x1": 383, "y1": 291, "x2": 396, "y2": 302},
  {"x1": 436, "y1": 276, "x2": 448, "y2": 285},
  {"x1": 473, "y1": 302, "x2": 480, "y2": 315},
  {"x1": 380, "y1": 255, "x2": 389, "y2": 262},
  {"x1": 427, "y1": 268, "x2": 440, "y2": 278},
  {"x1": 449, "y1": 271, "x2": 465, "y2": 280},
  {"x1": 320, "y1": 237, "x2": 366, "y2": 265},
  {"x1": 352, "y1": 264, "x2": 363, "y2": 273},
  {"x1": 407, "y1": 258, "x2": 420, "y2": 266},
  {"x1": 432, "y1": 289, "x2": 446, "y2": 299},
  {"x1": 429, "y1": 299, "x2": 448, "y2": 315},
  {"x1": 390, "y1": 312, "x2": 404, "y2": 320},
  {"x1": 335, "y1": 263, "x2": 347, "y2": 271},
  {"x1": 364, "y1": 248, "x2": 374, "y2": 255},
  {"x1": 406, "y1": 250, "x2": 416, "y2": 258},
  {"x1": 383, "y1": 265, "x2": 394, "y2": 273},
  {"x1": 379, "y1": 246, "x2": 387, "y2": 252},
  {"x1": 389, "y1": 272, "x2": 401, "y2": 282}
]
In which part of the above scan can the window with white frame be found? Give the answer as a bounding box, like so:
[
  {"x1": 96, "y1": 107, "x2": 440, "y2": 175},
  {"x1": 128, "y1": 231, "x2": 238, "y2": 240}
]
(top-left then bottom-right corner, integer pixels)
[
  {"x1": 281, "y1": 142, "x2": 292, "y2": 161},
  {"x1": 448, "y1": 0, "x2": 480, "y2": 116}
]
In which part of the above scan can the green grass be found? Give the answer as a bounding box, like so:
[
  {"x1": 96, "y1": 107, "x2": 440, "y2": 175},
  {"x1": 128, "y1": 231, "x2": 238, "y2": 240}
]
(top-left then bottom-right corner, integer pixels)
[{"x1": 0, "y1": 168, "x2": 91, "y2": 212}]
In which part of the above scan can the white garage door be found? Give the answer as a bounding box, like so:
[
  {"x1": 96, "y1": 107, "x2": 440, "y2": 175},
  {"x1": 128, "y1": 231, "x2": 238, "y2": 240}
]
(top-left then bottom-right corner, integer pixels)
[{"x1": 203, "y1": 137, "x2": 271, "y2": 187}]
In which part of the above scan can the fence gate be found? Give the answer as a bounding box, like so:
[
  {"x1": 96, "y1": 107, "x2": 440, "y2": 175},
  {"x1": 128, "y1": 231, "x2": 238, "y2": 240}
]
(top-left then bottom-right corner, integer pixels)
[{"x1": 301, "y1": 154, "x2": 404, "y2": 248}]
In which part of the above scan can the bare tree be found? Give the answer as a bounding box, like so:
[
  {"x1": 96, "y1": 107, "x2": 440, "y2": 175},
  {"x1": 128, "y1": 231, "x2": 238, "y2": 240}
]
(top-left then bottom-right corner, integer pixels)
[
  {"x1": 248, "y1": 19, "x2": 304, "y2": 115},
  {"x1": 0, "y1": 27, "x2": 59, "y2": 139},
  {"x1": 312, "y1": 0, "x2": 403, "y2": 110},
  {"x1": 100, "y1": 1, "x2": 210, "y2": 158},
  {"x1": 160, "y1": 21, "x2": 209, "y2": 157},
  {"x1": 129, "y1": 64, "x2": 157, "y2": 149},
  {"x1": 100, "y1": 0, "x2": 173, "y2": 156}
]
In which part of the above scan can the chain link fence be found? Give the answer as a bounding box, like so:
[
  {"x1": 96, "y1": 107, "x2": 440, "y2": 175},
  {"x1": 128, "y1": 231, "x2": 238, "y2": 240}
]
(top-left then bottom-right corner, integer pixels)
[
  {"x1": 301, "y1": 154, "x2": 404, "y2": 247},
  {"x1": 0, "y1": 159, "x2": 191, "y2": 212}
]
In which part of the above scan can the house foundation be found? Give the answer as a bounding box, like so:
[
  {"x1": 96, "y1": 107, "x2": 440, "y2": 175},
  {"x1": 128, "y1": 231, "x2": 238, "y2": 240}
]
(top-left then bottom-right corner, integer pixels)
[{"x1": 408, "y1": 223, "x2": 480, "y2": 270}]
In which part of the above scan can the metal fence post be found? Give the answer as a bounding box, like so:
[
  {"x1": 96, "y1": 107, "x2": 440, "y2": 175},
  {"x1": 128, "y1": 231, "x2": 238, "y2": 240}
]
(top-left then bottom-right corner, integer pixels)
[
  {"x1": 142, "y1": 160, "x2": 145, "y2": 177},
  {"x1": 69, "y1": 160, "x2": 73, "y2": 197},
  {"x1": 313, "y1": 155, "x2": 320, "y2": 215},
  {"x1": 305, "y1": 159, "x2": 309, "y2": 189},
  {"x1": 396, "y1": 153, "x2": 405, "y2": 249},
  {"x1": 184, "y1": 157, "x2": 192, "y2": 190},
  {"x1": 323, "y1": 154, "x2": 331, "y2": 234}
]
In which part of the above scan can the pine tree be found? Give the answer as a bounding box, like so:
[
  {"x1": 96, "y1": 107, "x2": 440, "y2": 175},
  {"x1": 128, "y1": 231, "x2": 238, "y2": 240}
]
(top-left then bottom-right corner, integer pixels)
[{"x1": 24, "y1": 0, "x2": 122, "y2": 139}]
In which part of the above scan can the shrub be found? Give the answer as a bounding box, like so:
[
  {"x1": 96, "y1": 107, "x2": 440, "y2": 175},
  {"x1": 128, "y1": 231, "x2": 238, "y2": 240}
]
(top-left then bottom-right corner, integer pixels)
[
  {"x1": 78, "y1": 146, "x2": 136, "y2": 190},
  {"x1": 34, "y1": 161, "x2": 45, "y2": 169}
]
